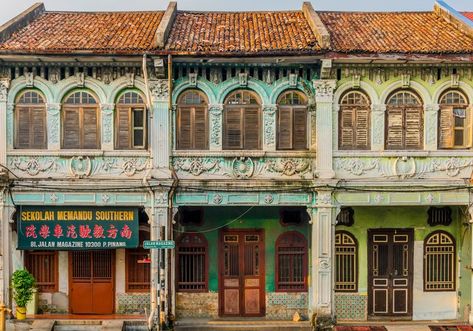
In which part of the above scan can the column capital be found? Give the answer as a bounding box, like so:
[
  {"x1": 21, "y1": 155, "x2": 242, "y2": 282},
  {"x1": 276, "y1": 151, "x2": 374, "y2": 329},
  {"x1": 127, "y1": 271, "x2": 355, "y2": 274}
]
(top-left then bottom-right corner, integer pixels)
[
  {"x1": 313, "y1": 80, "x2": 336, "y2": 103},
  {"x1": 0, "y1": 79, "x2": 10, "y2": 103},
  {"x1": 209, "y1": 104, "x2": 224, "y2": 113},
  {"x1": 315, "y1": 190, "x2": 335, "y2": 207},
  {"x1": 100, "y1": 103, "x2": 115, "y2": 112},
  {"x1": 263, "y1": 104, "x2": 278, "y2": 113},
  {"x1": 46, "y1": 103, "x2": 61, "y2": 112},
  {"x1": 149, "y1": 79, "x2": 169, "y2": 102},
  {"x1": 424, "y1": 104, "x2": 440, "y2": 112},
  {"x1": 371, "y1": 104, "x2": 387, "y2": 112}
]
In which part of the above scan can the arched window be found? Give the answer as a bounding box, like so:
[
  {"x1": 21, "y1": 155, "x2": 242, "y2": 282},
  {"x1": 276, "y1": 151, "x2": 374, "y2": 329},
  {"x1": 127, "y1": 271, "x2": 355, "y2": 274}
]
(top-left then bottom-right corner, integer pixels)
[
  {"x1": 177, "y1": 233, "x2": 208, "y2": 292},
  {"x1": 126, "y1": 229, "x2": 150, "y2": 292},
  {"x1": 275, "y1": 231, "x2": 308, "y2": 291},
  {"x1": 116, "y1": 91, "x2": 147, "y2": 149},
  {"x1": 438, "y1": 90, "x2": 470, "y2": 149},
  {"x1": 339, "y1": 91, "x2": 371, "y2": 150},
  {"x1": 386, "y1": 90, "x2": 423, "y2": 150},
  {"x1": 176, "y1": 90, "x2": 208, "y2": 150},
  {"x1": 424, "y1": 231, "x2": 455, "y2": 291},
  {"x1": 15, "y1": 91, "x2": 47, "y2": 149},
  {"x1": 335, "y1": 231, "x2": 357, "y2": 292},
  {"x1": 223, "y1": 90, "x2": 261, "y2": 150},
  {"x1": 277, "y1": 91, "x2": 308, "y2": 150},
  {"x1": 62, "y1": 91, "x2": 100, "y2": 149}
]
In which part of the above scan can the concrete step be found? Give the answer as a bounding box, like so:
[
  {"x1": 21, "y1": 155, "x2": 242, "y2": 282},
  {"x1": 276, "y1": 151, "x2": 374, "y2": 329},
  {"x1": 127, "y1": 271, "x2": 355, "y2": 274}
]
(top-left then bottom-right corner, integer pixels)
[
  {"x1": 174, "y1": 320, "x2": 312, "y2": 331},
  {"x1": 52, "y1": 321, "x2": 102, "y2": 331}
]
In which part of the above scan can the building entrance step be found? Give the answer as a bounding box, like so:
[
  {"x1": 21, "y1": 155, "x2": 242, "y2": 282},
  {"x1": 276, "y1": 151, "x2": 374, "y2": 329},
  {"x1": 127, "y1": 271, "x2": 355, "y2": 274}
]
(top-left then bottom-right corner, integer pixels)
[{"x1": 174, "y1": 319, "x2": 312, "y2": 331}]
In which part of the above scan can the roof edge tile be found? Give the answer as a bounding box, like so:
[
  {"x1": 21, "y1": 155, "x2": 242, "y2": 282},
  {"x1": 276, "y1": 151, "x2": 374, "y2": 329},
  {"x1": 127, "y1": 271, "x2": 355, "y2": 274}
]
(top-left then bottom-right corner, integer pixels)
[
  {"x1": 434, "y1": 1, "x2": 473, "y2": 37},
  {"x1": 302, "y1": 2, "x2": 330, "y2": 49},
  {"x1": 0, "y1": 2, "x2": 45, "y2": 43}
]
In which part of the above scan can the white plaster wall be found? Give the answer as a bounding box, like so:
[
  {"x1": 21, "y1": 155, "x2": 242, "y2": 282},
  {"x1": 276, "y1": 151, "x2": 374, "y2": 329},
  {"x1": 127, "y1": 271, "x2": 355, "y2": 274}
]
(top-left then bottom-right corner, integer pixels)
[
  {"x1": 412, "y1": 241, "x2": 457, "y2": 320},
  {"x1": 58, "y1": 251, "x2": 68, "y2": 294},
  {"x1": 115, "y1": 249, "x2": 126, "y2": 311}
]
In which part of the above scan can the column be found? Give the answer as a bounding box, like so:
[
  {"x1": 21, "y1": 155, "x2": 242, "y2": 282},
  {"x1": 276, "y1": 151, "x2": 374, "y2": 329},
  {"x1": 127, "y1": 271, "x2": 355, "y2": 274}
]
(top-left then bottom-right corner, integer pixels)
[
  {"x1": 263, "y1": 104, "x2": 277, "y2": 151},
  {"x1": 424, "y1": 104, "x2": 439, "y2": 151},
  {"x1": 314, "y1": 80, "x2": 336, "y2": 178},
  {"x1": 469, "y1": 206, "x2": 473, "y2": 324},
  {"x1": 209, "y1": 104, "x2": 223, "y2": 151},
  {"x1": 46, "y1": 103, "x2": 61, "y2": 150},
  {"x1": 101, "y1": 103, "x2": 115, "y2": 151},
  {"x1": 371, "y1": 104, "x2": 386, "y2": 151},
  {"x1": 150, "y1": 80, "x2": 170, "y2": 169},
  {"x1": 0, "y1": 79, "x2": 10, "y2": 166}
]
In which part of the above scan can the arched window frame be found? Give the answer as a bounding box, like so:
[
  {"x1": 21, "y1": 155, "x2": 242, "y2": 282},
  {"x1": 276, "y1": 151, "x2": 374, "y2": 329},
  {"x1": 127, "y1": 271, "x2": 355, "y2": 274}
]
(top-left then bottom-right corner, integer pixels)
[
  {"x1": 276, "y1": 90, "x2": 308, "y2": 150},
  {"x1": 424, "y1": 230, "x2": 456, "y2": 292},
  {"x1": 275, "y1": 231, "x2": 308, "y2": 292},
  {"x1": 223, "y1": 90, "x2": 262, "y2": 150},
  {"x1": 61, "y1": 90, "x2": 100, "y2": 149},
  {"x1": 176, "y1": 90, "x2": 209, "y2": 150},
  {"x1": 385, "y1": 90, "x2": 424, "y2": 150},
  {"x1": 125, "y1": 228, "x2": 151, "y2": 292},
  {"x1": 438, "y1": 90, "x2": 471, "y2": 149},
  {"x1": 176, "y1": 233, "x2": 208, "y2": 292},
  {"x1": 339, "y1": 90, "x2": 371, "y2": 150},
  {"x1": 115, "y1": 90, "x2": 147, "y2": 150},
  {"x1": 335, "y1": 231, "x2": 358, "y2": 292},
  {"x1": 14, "y1": 90, "x2": 47, "y2": 149}
]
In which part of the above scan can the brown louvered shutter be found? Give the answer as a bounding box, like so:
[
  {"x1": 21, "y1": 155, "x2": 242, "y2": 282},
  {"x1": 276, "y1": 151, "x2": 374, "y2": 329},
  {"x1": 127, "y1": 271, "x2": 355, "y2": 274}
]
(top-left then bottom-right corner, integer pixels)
[
  {"x1": 293, "y1": 107, "x2": 307, "y2": 150},
  {"x1": 244, "y1": 107, "x2": 260, "y2": 149},
  {"x1": 465, "y1": 107, "x2": 473, "y2": 148},
  {"x1": 116, "y1": 107, "x2": 131, "y2": 149},
  {"x1": 339, "y1": 108, "x2": 355, "y2": 149},
  {"x1": 83, "y1": 107, "x2": 99, "y2": 149},
  {"x1": 194, "y1": 106, "x2": 208, "y2": 149},
  {"x1": 63, "y1": 107, "x2": 80, "y2": 149},
  {"x1": 438, "y1": 107, "x2": 454, "y2": 149},
  {"x1": 16, "y1": 107, "x2": 31, "y2": 149},
  {"x1": 386, "y1": 107, "x2": 404, "y2": 149},
  {"x1": 177, "y1": 106, "x2": 192, "y2": 149},
  {"x1": 277, "y1": 107, "x2": 293, "y2": 149},
  {"x1": 355, "y1": 107, "x2": 369, "y2": 149},
  {"x1": 30, "y1": 107, "x2": 47, "y2": 149},
  {"x1": 224, "y1": 107, "x2": 243, "y2": 149},
  {"x1": 405, "y1": 106, "x2": 423, "y2": 149}
]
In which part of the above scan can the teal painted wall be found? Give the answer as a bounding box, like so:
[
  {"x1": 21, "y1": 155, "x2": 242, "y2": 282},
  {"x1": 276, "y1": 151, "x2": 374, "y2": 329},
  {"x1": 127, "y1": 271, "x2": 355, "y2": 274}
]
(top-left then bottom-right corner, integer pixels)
[{"x1": 175, "y1": 206, "x2": 309, "y2": 292}]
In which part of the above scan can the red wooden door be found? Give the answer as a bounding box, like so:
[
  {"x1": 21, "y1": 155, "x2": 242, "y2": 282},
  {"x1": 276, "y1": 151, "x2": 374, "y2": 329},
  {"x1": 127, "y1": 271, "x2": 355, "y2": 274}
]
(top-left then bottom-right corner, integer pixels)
[
  {"x1": 219, "y1": 230, "x2": 265, "y2": 317},
  {"x1": 69, "y1": 250, "x2": 115, "y2": 314}
]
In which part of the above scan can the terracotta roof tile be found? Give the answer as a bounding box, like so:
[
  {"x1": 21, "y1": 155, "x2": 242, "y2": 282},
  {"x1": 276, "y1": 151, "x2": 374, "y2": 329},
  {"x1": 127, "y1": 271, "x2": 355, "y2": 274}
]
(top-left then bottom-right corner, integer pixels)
[
  {"x1": 0, "y1": 11, "x2": 164, "y2": 54},
  {"x1": 165, "y1": 11, "x2": 321, "y2": 55},
  {"x1": 462, "y1": 12, "x2": 473, "y2": 22},
  {"x1": 318, "y1": 11, "x2": 473, "y2": 54}
]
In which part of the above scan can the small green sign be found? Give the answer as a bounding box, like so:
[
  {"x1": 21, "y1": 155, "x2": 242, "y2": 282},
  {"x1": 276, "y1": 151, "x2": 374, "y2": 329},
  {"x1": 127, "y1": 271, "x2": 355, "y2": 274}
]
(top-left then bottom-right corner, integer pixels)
[{"x1": 143, "y1": 240, "x2": 175, "y2": 249}]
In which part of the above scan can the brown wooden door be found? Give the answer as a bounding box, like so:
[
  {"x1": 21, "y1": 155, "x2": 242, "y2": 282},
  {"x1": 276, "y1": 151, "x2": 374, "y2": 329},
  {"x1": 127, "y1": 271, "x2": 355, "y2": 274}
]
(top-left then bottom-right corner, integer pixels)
[
  {"x1": 368, "y1": 229, "x2": 413, "y2": 318},
  {"x1": 69, "y1": 250, "x2": 115, "y2": 314},
  {"x1": 219, "y1": 230, "x2": 265, "y2": 317}
]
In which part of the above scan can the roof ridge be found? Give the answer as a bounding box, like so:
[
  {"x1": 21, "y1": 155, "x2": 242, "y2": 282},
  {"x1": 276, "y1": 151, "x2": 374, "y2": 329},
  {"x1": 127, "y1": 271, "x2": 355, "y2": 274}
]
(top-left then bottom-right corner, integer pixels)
[
  {"x1": 176, "y1": 9, "x2": 302, "y2": 14},
  {"x1": 45, "y1": 10, "x2": 165, "y2": 14},
  {"x1": 318, "y1": 10, "x2": 433, "y2": 14}
]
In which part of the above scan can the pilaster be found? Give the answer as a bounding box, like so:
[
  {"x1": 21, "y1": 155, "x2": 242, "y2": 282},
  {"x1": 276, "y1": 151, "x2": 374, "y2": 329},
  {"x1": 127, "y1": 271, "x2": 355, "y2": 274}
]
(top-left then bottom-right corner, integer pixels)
[
  {"x1": 209, "y1": 104, "x2": 223, "y2": 151},
  {"x1": 6, "y1": 103, "x2": 13, "y2": 151},
  {"x1": 424, "y1": 104, "x2": 439, "y2": 151},
  {"x1": 314, "y1": 80, "x2": 336, "y2": 178},
  {"x1": 150, "y1": 80, "x2": 170, "y2": 169},
  {"x1": 101, "y1": 103, "x2": 115, "y2": 151},
  {"x1": 263, "y1": 104, "x2": 277, "y2": 151},
  {"x1": 371, "y1": 104, "x2": 386, "y2": 151},
  {"x1": 46, "y1": 103, "x2": 61, "y2": 150},
  {"x1": 469, "y1": 205, "x2": 473, "y2": 325},
  {"x1": 0, "y1": 79, "x2": 10, "y2": 165}
]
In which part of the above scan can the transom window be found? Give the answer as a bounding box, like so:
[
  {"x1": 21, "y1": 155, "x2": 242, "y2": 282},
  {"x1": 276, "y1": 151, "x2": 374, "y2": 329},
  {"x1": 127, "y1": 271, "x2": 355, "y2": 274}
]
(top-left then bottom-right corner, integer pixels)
[
  {"x1": 438, "y1": 90, "x2": 471, "y2": 149},
  {"x1": 385, "y1": 90, "x2": 423, "y2": 150},
  {"x1": 339, "y1": 91, "x2": 371, "y2": 150},
  {"x1": 25, "y1": 251, "x2": 58, "y2": 292},
  {"x1": 223, "y1": 90, "x2": 261, "y2": 150},
  {"x1": 424, "y1": 231, "x2": 455, "y2": 292},
  {"x1": 62, "y1": 91, "x2": 100, "y2": 149},
  {"x1": 176, "y1": 90, "x2": 208, "y2": 150},
  {"x1": 177, "y1": 233, "x2": 208, "y2": 292},
  {"x1": 15, "y1": 91, "x2": 47, "y2": 149},
  {"x1": 335, "y1": 231, "x2": 357, "y2": 292},
  {"x1": 116, "y1": 91, "x2": 147, "y2": 149},
  {"x1": 275, "y1": 231, "x2": 308, "y2": 291},
  {"x1": 277, "y1": 91, "x2": 308, "y2": 150}
]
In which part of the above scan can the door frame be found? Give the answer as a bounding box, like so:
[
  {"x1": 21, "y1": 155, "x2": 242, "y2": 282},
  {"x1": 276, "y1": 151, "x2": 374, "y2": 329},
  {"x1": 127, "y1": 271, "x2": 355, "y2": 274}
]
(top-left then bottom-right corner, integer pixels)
[
  {"x1": 367, "y1": 228, "x2": 414, "y2": 319},
  {"x1": 68, "y1": 250, "x2": 116, "y2": 314},
  {"x1": 218, "y1": 228, "x2": 266, "y2": 317}
]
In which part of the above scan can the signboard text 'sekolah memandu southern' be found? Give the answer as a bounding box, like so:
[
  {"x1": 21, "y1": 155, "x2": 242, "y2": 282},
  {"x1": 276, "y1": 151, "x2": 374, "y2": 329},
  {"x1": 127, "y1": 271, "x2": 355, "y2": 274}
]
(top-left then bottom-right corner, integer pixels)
[{"x1": 17, "y1": 206, "x2": 139, "y2": 250}]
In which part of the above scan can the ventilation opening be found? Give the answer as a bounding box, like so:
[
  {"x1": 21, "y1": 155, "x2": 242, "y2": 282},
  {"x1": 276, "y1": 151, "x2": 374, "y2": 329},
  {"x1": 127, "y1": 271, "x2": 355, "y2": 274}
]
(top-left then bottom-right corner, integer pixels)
[
  {"x1": 280, "y1": 207, "x2": 308, "y2": 226},
  {"x1": 336, "y1": 207, "x2": 354, "y2": 227},
  {"x1": 175, "y1": 207, "x2": 204, "y2": 226},
  {"x1": 427, "y1": 207, "x2": 452, "y2": 226}
]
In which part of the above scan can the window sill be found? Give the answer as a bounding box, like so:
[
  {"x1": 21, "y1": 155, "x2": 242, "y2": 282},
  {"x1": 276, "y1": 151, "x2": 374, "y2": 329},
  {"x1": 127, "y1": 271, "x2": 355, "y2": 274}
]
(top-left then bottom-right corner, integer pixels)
[
  {"x1": 333, "y1": 150, "x2": 473, "y2": 158},
  {"x1": 8, "y1": 150, "x2": 151, "y2": 157},
  {"x1": 172, "y1": 150, "x2": 316, "y2": 158}
]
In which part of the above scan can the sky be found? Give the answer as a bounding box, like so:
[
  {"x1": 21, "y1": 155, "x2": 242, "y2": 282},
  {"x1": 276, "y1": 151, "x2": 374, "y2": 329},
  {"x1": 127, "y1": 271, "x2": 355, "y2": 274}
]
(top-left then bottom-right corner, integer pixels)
[{"x1": 0, "y1": 0, "x2": 472, "y2": 26}]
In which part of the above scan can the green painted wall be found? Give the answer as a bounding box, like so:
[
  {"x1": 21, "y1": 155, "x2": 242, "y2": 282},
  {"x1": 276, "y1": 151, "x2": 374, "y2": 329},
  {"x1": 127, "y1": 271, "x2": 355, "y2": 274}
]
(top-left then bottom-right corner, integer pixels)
[{"x1": 176, "y1": 206, "x2": 309, "y2": 292}]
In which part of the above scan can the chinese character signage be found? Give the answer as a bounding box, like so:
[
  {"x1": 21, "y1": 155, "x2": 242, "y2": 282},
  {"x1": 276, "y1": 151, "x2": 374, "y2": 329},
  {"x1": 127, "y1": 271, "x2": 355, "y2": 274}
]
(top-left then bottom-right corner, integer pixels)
[{"x1": 17, "y1": 206, "x2": 139, "y2": 250}]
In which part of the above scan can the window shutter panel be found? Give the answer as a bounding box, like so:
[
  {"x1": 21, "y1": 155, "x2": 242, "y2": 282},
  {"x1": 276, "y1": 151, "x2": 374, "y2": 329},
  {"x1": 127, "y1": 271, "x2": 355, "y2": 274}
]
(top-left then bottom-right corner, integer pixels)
[
  {"x1": 277, "y1": 107, "x2": 293, "y2": 149},
  {"x1": 116, "y1": 106, "x2": 131, "y2": 149},
  {"x1": 438, "y1": 107, "x2": 454, "y2": 149},
  {"x1": 63, "y1": 106, "x2": 80, "y2": 149},
  {"x1": 355, "y1": 107, "x2": 369, "y2": 149},
  {"x1": 465, "y1": 106, "x2": 473, "y2": 148},
  {"x1": 244, "y1": 107, "x2": 260, "y2": 150},
  {"x1": 30, "y1": 107, "x2": 46, "y2": 149},
  {"x1": 339, "y1": 107, "x2": 355, "y2": 149},
  {"x1": 224, "y1": 107, "x2": 243, "y2": 149},
  {"x1": 194, "y1": 106, "x2": 208, "y2": 149},
  {"x1": 16, "y1": 107, "x2": 31, "y2": 149},
  {"x1": 386, "y1": 107, "x2": 404, "y2": 149},
  {"x1": 405, "y1": 106, "x2": 423, "y2": 149},
  {"x1": 177, "y1": 106, "x2": 192, "y2": 149},
  {"x1": 293, "y1": 107, "x2": 307, "y2": 150},
  {"x1": 83, "y1": 107, "x2": 99, "y2": 149}
]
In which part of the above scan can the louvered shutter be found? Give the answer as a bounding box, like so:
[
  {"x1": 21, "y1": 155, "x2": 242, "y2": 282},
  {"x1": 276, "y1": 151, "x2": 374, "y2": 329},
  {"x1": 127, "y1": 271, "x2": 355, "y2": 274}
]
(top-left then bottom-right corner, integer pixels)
[
  {"x1": 465, "y1": 106, "x2": 473, "y2": 148},
  {"x1": 438, "y1": 107, "x2": 454, "y2": 149},
  {"x1": 244, "y1": 107, "x2": 260, "y2": 150},
  {"x1": 30, "y1": 107, "x2": 46, "y2": 149},
  {"x1": 355, "y1": 107, "x2": 369, "y2": 149},
  {"x1": 194, "y1": 106, "x2": 208, "y2": 149},
  {"x1": 386, "y1": 107, "x2": 404, "y2": 149},
  {"x1": 293, "y1": 107, "x2": 307, "y2": 150},
  {"x1": 278, "y1": 107, "x2": 293, "y2": 149},
  {"x1": 177, "y1": 106, "x2": 192, "y2": 149},
  {"x1": 405, "y1": 106, "x2": 423, "y2": 149},
  {"x1": 63, "y1": 107, "x2": 80, "y2": 149},
  {"x1": 83, "y1": 107, "x2": 99, "y2": 149},
  {"x1": 224, "y1": 107, "x2": 243, "y2": 149},
  {"x1": 16, "y1": 107, "x2": 31, "y2": 149},
  {"x1": 339, "y1": 107, "x2": 355, "y2": 149},
  {"x1": 116, "y1": 107, "x2": 131, "y2": 149}
]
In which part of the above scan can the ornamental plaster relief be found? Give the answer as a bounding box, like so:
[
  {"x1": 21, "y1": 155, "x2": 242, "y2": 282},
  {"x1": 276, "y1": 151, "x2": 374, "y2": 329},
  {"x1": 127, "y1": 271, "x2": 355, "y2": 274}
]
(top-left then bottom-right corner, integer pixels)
[
  {"x1": 46, "y1": 103, "x2": 61, "y2": 147},
  {"x1": 101, "y1": 103, "x2": 115, "y2": 146},
  {"x1": 209, "y1": 105, "x2": 223, "y2": 149},
  {"x1": 149, "y1": 80, "x2": 169, "y2": 102},
  {"x1": 0, "y1": 79, "x2": 10, "y2": 102},
  {"x1": 263, "y1": 105, "x2": 277, "y2": 149}
]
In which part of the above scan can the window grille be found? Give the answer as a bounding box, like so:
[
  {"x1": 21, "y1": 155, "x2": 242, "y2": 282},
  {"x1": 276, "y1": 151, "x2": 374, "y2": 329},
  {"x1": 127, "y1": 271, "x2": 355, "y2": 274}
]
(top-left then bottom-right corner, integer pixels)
[
  {"x1": 335, "y1": 231, "x2": 357, "y2": 292},
  {"x1": 424, "y1": 231, "x2": 455, "y2": 291},
  {"x1": 177, "y1": 233, "x2": 208, "y2": 292},
  {"x1": 336, "y1": 207, "x2": 354, "y2": 226},
  {"x1": 427, "y1": 207, "x2": 452, "y2": 226},
  {"x1": 25, "y1": 251, "x2": 58, "y2": 292},
  {"x1": 275, "y1": 231, "x2": 308, "y2": 291}
]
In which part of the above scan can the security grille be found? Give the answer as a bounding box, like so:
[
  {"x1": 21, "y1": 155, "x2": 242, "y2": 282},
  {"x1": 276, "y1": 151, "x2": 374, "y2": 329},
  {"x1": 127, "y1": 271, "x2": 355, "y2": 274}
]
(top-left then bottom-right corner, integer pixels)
[
  {"x1": 335, "y1": 231, "x2": 357, "y2": 292},
  {"x1": 424, "y1": 231, "x2": 455, "y2": 291}
]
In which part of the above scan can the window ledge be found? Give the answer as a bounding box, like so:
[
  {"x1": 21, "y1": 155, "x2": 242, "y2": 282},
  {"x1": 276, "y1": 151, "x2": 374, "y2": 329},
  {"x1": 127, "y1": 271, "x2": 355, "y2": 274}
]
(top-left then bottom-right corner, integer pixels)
[
  {"x1": 333, "y1": 150, "x2": 473, "y2": 158},
  {"x1": 172, "y1": 150, "x2": 316, "y2": 158},
  {"x1": 7, "y1": 149, "x2": 151, "y2": 158}
]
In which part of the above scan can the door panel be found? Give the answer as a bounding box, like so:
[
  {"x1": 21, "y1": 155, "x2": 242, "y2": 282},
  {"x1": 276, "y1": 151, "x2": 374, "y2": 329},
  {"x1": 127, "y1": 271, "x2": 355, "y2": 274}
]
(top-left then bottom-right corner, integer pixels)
[
  {"x1": 220, "y1": 230, "x2": 265, "y2": 317},
  {"x1": 368, "y1": 229, "x2": 413, "y2": 318}
]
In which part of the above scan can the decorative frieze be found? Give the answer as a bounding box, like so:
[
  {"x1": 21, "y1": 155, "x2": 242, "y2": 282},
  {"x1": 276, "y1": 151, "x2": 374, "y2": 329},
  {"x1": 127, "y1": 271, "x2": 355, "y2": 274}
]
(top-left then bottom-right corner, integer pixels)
[
  {"x1": 101, "y1": 103, "x2": 115, "y2": 146},
  {"x1": 209, "y1": 105, "x2": 223, "y2": 149},
  {"x1": 47, "y1": 103, "x2": 61, "y2": 147},
  {"x1": 263, "y1": 105, "x2": 277, "y2": 150},
  {"x1": 314, "y1": 80, "x2": 336, "y2": 103},
  {"x1": 149, "y1": 80, "x2": 169, "y2": 102}
]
